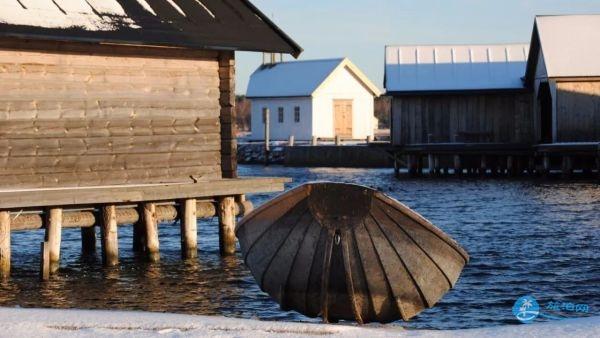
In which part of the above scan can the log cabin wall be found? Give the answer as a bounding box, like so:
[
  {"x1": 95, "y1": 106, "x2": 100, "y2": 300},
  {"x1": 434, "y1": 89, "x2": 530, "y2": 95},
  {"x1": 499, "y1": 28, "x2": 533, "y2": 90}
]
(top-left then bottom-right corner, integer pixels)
[
  {"x1": 555, "y1": 81, "x2": 600, "y2": 142},
  {"x1": 0, "y1": 40, "x2": 224, "y2": 189},
  {"x1": 391, "y1": 92, "x2": 534, "y2": 145},
  {"x1": 219, "y1": 51, "x2": 237, "y2": 179}
]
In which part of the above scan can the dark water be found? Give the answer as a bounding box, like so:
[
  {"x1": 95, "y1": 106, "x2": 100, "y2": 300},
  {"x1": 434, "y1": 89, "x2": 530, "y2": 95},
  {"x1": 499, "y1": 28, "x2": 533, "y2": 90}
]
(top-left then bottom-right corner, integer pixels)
[{"x1": 0, "y1": 165, "x2": 598, "y2": 330}]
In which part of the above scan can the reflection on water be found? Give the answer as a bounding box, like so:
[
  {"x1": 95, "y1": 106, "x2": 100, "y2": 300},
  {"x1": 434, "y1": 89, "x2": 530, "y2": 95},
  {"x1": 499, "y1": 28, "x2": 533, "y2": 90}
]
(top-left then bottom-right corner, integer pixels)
[{"x1": 0, "y1": 165, "x2": 598, "y2": 330}]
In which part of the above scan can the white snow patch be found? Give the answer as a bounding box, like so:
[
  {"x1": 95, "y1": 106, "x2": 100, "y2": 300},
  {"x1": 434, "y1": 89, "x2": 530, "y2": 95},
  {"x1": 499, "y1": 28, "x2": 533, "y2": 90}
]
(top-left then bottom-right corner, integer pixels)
[
  {"x1": 0, "y1": 308, "x2": 598, "y2": 338},
  {"x1": 165, "y1": 0, "x2": 186, "y2": 17},
  {"x1": 194, "y1": 0, "x2": 215, "y2": 18},
  {"x1": 135, "y1": 0, "x2": 157, "y2": 16},
  {"x1": 0, "y1": 0, "x2": 138, "y2": 31}
]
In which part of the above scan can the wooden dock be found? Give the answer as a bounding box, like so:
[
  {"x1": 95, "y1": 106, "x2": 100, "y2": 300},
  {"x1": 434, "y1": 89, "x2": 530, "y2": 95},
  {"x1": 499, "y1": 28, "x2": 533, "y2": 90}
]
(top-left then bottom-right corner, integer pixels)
[
  {"x1": 390, "y1": 142, "x2": 600, "y2": 178},
  {"x1": 0, "y1": 178, "x2": 289, "y2": 280}
]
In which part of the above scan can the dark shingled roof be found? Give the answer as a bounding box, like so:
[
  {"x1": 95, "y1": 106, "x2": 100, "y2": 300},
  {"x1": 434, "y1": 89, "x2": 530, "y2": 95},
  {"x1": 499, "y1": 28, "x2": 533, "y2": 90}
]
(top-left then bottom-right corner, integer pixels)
[{"x1": 0, "y1": 0, "x2": 302, "y2": 57}]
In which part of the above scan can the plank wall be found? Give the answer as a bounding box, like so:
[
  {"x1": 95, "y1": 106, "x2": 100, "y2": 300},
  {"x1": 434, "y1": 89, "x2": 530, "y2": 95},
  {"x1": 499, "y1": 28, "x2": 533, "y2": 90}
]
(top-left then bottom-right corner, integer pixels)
[
  {"x1": 0, "y1": 44, "x2": 222, "y2": 189},
  {"x1": 391, "y1": 92, "x2": 533, "y2": 145}
]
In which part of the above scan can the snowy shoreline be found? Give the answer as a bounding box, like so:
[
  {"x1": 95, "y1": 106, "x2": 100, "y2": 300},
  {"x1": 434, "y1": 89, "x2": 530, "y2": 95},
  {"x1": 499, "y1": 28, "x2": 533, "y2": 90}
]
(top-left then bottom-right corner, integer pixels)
[{"x1": 0, "y1": 308, "x2": 598, "y2": 337}]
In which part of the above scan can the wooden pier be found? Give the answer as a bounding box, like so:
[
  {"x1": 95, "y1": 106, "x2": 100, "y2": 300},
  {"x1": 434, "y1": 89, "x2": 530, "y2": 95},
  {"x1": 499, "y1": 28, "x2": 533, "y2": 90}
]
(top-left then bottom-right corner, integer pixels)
[
  {"x1": 0, "y1": 178, "x2": 289, "y2": 280},
  {"x1": 391, "y1": 143, "x2": 600, "y2": 178}
]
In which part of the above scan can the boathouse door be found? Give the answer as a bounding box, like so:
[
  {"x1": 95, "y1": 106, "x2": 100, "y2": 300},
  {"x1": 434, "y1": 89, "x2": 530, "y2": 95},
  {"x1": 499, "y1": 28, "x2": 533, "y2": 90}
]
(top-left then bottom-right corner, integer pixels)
[
  {"x1": 538, "y1": 82, "x2": 553, "y2": 144},
  {"x1": 334, "y1": 99, "x2": 353, "y2": 138}
]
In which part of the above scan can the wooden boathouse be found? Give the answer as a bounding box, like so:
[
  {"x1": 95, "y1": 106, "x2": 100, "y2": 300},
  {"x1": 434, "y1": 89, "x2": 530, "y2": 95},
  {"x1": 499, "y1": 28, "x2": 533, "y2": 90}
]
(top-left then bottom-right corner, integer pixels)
[
  {"x1": 386, "y1": 18, "x2": 600, "y2": 177},
  {"x1": 385, "y1": 44, "x2": 535, "y2": 175},
  {"x1": 0, "y1": 0, "x2": 301, "y2": 279}
]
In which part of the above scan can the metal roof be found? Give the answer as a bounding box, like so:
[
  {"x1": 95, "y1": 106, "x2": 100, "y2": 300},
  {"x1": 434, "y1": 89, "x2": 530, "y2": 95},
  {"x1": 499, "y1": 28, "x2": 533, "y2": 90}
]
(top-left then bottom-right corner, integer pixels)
[
  {"x1": 525, "y1": 15, "x2": 600, "y2": 83},
  {"x1": 246, "y1": 57, "x2": 380, "y2": 98},
  {"x1": 0, "y1": 0, "x2": 302, "y2": 56},
  {"x1": 385, "y1": 44, "x2": 529, "y2": 93}
]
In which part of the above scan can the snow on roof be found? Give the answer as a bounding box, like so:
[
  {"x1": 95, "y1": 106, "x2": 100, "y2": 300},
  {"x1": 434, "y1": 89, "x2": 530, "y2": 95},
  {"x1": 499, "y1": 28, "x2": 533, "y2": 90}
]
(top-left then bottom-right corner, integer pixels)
[
  {"x1": 246, "y1": 58, "x2": 380, "y2": 98},
  {"x1": 385, "y1": 44, "x2": 529, "y2": 93},
  {"x1": 528, "y1": 15, "x2": 600, "y2": 79},
  {"x1": 0, "y1": 0, "x2": 135, "y2": 30},
  {"x1": 0, "y1": 0, "x2": 302, "y2": 56}
]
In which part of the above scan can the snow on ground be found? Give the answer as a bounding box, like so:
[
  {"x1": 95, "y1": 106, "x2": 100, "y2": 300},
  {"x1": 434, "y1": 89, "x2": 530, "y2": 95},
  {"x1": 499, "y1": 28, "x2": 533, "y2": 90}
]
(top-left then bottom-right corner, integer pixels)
[{"x1": 0, "y1": 308, "x2": 598, "y2": 337}]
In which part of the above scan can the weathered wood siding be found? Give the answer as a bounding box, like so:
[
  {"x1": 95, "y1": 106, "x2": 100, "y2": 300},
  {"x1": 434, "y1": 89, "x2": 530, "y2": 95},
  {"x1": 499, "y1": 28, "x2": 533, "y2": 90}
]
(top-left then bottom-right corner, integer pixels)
[
  {"x1": 391, "y1": 92, "x2": 533, "y2": 145},
  {"x1": 556, "y1": 81, "x2": 600, "y2": 142},
  {"x1": 0, "y1": 46, "x2": 222, "y2": 189}
]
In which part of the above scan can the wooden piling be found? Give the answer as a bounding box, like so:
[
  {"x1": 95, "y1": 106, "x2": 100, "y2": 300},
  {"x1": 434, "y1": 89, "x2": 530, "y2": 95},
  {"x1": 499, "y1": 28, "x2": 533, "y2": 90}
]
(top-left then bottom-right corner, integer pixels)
[
  {"x1": 40, "y1": 242, "x2": 50, "y2": 281},
  {"x1": 218, "y1": 196, "x2": 236, "y2": 256},
  {"x1": 45, "y1": 208, "x2": 62, "y2": 274},
  {"x1": 507, "y1": 156, "x2": 516, "y2": 176},
  {"x1": 264, "y1": 108, "x2": 270, "y2": 165},
  {"x1": 562, "y1": 156, "x2": 573, "y2": 178},
  {"x1": 288, "y1": 135, "x2": 295, "y2": 147},
  {"x1": 142, "y1": 203, "x2": 160, "y2": 262},
  {"x1": 528, "y1": 156, "x2": 536, "y2": 176},
  {"x1": 393, "y1": 154, "x2": 400, "y2": 178},
  {"x1": 543, "y1": 154, "x2": 551, "y2": 176},
  {"x1": 335, "y1": 135, "x2": 342, "y2": 146},
  {"x1": 133, "y1": 205, "x2": 147, "y2": 253},
  {"x1": 428, "y1": 154, "x2": 435, "y2": 176},
  {"x1": 81, "y1": 226, "x2": 96, "y2": 255},
  {"x1": 101, "y1": 205, "x2": 119, "y2": 266},
  {"x1": 0, "y1": 211, "x2": 10, "y2": 279},
  {"x1": 180, "y1": 199, "x2": 198, "y2": 260},
  {"x1": 311, "y1": 136, "x2": 318, "y2": 146},
  {"x1": 453, "y1": 155, "x2": 462, "y2": 176},
  {"x1": 366, "y1": 135, "x2": 373, "y2": 144},
  {"x1": 479, "y1": 155, "x2": 488, "y2": 176}
]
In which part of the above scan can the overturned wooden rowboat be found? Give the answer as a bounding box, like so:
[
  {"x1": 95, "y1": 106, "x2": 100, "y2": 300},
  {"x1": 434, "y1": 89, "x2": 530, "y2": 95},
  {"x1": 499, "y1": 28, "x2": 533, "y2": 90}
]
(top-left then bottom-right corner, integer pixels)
[{"x1": 236, "y1": 183, "x2": 469, "y2": 324}]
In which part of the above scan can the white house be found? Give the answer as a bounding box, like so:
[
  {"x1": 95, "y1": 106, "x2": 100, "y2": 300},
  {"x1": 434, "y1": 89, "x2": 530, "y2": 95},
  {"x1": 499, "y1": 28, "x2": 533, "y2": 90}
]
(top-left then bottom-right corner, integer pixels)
[{"x1": 246, "y1": 58, "x2": 381, "y2": 141}]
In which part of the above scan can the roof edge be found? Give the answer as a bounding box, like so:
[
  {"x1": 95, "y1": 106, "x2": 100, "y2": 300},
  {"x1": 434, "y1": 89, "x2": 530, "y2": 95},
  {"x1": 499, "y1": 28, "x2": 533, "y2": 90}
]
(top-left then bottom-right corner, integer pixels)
[
  {"x1": 312, "y1": 58, "x2": 382, "y2": 97},
  {"x1": 241, "y1": 0, "x2": 303, "y2": 58}
]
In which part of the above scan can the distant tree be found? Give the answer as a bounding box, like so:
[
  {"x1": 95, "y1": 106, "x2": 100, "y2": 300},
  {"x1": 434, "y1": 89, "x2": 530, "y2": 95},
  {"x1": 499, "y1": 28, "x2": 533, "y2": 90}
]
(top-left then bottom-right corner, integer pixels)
[
  {"x1": 235, "y1": 95, "x2": 251, "y2": 132},
  {"x1": 374, "y1": 96, "x2": 391, "y2": 129}
]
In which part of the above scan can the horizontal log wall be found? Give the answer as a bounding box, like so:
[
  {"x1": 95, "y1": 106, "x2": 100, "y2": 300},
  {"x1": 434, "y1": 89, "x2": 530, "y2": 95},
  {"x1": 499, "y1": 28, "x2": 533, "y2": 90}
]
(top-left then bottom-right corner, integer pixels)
[
  {"x1": 0, "y1": 45, "x2": 222, "y2": 189},
  {"x1": 556, "y1": 81, "x2": 600, "y2": 142},
  {"x1": 391, "y1": 92, "x2": 534, "y2": 145}
]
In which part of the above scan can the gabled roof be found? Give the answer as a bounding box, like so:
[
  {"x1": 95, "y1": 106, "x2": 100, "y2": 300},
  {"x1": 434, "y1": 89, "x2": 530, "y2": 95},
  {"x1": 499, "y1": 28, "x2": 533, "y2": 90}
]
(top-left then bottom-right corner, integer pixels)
[
  {"x1": 246, "y1": 57, "x2": 381, "y2": 98},
  {"x1": 0, "y1": 0, "x2": 302, "y2": 57},
  {"x1": 525, "y1": 15, "x2": 600, "y2": 84},
  {"x1": 385, "y1": 44, "x2": 529, "y2": 94}
]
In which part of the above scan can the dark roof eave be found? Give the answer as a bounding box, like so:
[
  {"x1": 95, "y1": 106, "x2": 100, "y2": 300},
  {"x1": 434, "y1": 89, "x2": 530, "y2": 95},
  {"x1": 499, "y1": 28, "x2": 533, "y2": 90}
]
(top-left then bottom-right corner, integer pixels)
[{"x1": 240, "y1": 0, "x2": 303, "y2": 58}]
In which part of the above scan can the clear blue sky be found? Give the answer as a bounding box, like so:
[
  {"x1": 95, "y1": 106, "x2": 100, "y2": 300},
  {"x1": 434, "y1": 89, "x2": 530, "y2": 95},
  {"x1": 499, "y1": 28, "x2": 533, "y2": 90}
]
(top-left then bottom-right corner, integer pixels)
[{"x1": 236, "y1": 0, "x2": 600, "y2": 94}]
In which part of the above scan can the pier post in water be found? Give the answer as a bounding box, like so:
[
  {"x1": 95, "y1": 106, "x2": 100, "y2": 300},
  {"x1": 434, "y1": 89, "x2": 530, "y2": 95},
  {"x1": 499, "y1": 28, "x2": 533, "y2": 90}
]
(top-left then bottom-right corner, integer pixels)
[
  {"x1": 180, "y1": 199, "x2": 198, "y2": 260},
  {"x1": 0, "y1": 211, "x2": 10, "y2": 279},
  {"x1": 133, "y1": 205, "x2": 146, "y2": 253},
  {"x1": 81, "y1": 226, "x2": 96, "y2": 255},
  {"x1": 453, "y1": 155, "x2": 462, "y2": 176},
  {"x1": 101, "y1": 205, "x2": 119, "y2": 266},
  {"x1": 218, "y1": 196, "x2": 236, "y2": 256},
  {"x1": 45, "y1": 208, "x2": 62, "y2": 274},
  {"x1": 142, "y1": 203, "x2": 160, "y2": 262}
]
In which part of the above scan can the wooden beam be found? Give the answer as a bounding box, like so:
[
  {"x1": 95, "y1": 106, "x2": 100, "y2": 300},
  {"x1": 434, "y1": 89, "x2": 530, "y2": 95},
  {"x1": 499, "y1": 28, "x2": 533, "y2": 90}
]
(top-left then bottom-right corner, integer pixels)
[
  {"x1": 218, "y1": 197, "x2": 236, "y2": 256},
  {"x1": 142, "y1": 203, "x2": 160, "y2": 262},
  {"x1": 0, "y1": 211, "x2": 10, "y2": 279},
  {"x1": 101, "y1": 205, "x2": 119, "y2": 267},
  {"x1": 0, "y1": 177, "x2": 289, "y2": 209},
  {"x1": 180, "y1": 199, "x2": 198, "y2": 260},
  {"x1": 9, "y1": 201, "x2": 248, "y2": 231},
  {"x1": 45, "y1": 208, "x2": 62, "y2": 274}
]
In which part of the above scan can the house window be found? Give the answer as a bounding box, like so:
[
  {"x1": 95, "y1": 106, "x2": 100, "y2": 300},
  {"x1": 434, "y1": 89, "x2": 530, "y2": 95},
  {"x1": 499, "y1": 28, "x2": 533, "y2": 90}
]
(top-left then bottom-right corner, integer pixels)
[
  {"x1": 262, "y1": 107, "x2": 268, "y2": 124},
  {"x1": 294, "y1": 106, "x2": 300, "y2": 122},
  {"x1": 278, "y1": 107, "x2": 284, "y2": 123}
]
